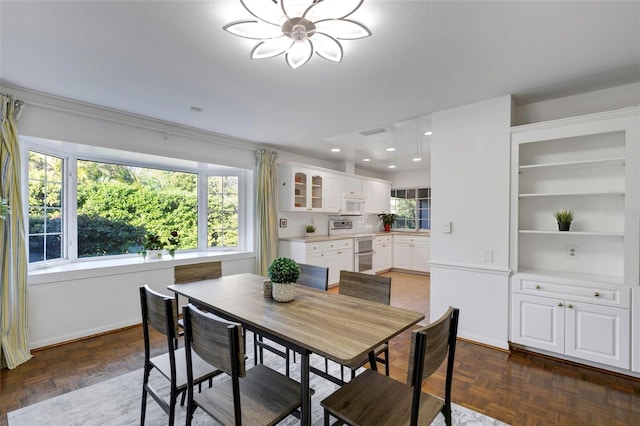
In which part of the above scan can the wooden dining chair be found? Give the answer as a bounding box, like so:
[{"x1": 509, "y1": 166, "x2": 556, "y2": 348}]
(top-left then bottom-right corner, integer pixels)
[
  {"x1": 182, "y1": 303, "x2": 304, "y2": 426},
  {"x1": 338, "y1": 270, "x2": 392, "y2": 379},
  {"x1": 139, "y1": 285, "x2": 221, "y2": 426},
  {"x1": 322, "y1": 307, "x2": 460, "y2": 426},
  {"x1": 254, "y1": 263, "x2": 329, "y2": 376},
  {"x1": 173, "y1": 261, "x2": 222, "y2": 322}
]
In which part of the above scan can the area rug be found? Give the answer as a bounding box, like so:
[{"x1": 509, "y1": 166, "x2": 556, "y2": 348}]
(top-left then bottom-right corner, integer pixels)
[{"x1": 8, "y1": 338, "x2": 508, "y2": 426}]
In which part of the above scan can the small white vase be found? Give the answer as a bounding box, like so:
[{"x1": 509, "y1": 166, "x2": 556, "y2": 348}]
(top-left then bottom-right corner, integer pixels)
[
  {"x1": 271, "y1": 282, "x2": 295, "y2": 302},
  {"x1": 145, "y1": 249, "x2": 163, "y2": 260}
]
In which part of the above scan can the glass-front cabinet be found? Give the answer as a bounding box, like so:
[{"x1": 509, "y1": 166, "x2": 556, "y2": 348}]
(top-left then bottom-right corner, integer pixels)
[{"x1": 278, "y1": 165, "x2": 339, "y2": 213}]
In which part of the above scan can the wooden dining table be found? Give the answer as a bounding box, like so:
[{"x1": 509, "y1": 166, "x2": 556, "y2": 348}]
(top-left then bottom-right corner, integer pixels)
[{"x1": 168, "y1": 272, "x2": 425, "y2": 425}]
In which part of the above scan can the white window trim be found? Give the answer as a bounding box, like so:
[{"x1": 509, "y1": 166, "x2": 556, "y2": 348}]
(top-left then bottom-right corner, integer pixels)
[{"x1": 22, "y1": 136, "x2": 253, "y2": 273}]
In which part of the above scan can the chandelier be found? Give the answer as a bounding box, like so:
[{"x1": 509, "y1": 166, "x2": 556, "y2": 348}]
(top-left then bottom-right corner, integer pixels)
[{"x1": 223, "y1": 0, "x2": 371, "y2": 69}]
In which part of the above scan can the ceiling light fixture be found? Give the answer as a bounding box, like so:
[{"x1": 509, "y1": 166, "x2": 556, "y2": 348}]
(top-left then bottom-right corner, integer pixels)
[
  {"x1": 223, "y1": 0, "x2": 371, "y2": 70},
  {"x1": 412, "y1": 157, "x2": 422, "y2": 162},
  {"x1": 331, "y1": 148, "x2": 341, "y2": 152},
  {"x1": 386, "y1": 147, "x2": 396, "y2": 152},
  {"x1": 388, "y1": 165, "x2": 396, "y2": 169},
  {"x1": 362, "y1": 158, "x2": 371, "y2": 162},
  {"x1": 424, "y1": 131, "x2": 432, "y2": 136}
]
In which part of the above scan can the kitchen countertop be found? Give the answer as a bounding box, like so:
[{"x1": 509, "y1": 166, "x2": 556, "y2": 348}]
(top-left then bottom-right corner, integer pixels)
[{"x1": 279, "y1": 231, "x2": 431, "y2": 243}]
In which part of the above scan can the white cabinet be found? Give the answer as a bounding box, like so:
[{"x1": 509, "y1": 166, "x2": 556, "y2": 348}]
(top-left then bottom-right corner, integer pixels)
[
  {"x1": 363, "y1": 179, "x2": 391, "y2": 214},
  {"x1": 373, "y1": 234, "x2": 393, "y2": 272},
  {"x1": 392, "y1": 235, "x2": 430, "y2": 273},
  {"x1": 511, "y1": 276, "x2": 631, "y2": 369},
  {"x1": 278, "y1": 165, "x2": 340, "y2": 213},
  {"x1": 279, "y1": 238, "x2": 353, "y2": 286},
  {"x1": 342, "y1": 177, "x2": 363, "y2": 199},
  {"x1": 509, "y1": 108, "x2": 639, "y2": 372}
]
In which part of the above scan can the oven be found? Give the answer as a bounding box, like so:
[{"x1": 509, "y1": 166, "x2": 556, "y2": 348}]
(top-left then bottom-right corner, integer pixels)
[{"x1": 354, "y1": 234, "x2": 375, "y2": 274}]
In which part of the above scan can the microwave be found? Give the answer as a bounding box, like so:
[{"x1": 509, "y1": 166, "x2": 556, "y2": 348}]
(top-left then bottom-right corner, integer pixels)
[{"x1": 341, "y1": 197, "x2": 363, "y2": 215}]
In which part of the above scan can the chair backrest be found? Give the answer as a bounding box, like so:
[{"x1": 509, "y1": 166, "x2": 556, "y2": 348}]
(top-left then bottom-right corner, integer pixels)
[
  {"x1": 183, "y1": 303, "x2": 246, "y2": 423},
  {"x1": 296, "y1": 263, "x2": 329, "y2": 291},
  {"x1": 139, "y1": 285, "x2": 179, "y2": 339},
  {"x1": 183, "y1": 303, "x2": 245, "y2": 378},
  {"x1": 338, "y1": 270, "x2": 391, "y2": 305},
  {"x1": 174, "y1": 261, "x2": 222, "y2": 284},
  {"x1": 407, "y1": 307, "x2": 460, "y2": 425}
]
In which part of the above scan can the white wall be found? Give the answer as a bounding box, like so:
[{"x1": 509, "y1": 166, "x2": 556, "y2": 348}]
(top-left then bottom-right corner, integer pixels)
[
  {"x1": 386, "y1": 168, "x2": 431, "y2": 188},
  {"x1": 430, "y1": 95, "x2": 512, "y2": 349},
  {"x1": 514, "y1": 82, "x2": 640, "y2": 125}
]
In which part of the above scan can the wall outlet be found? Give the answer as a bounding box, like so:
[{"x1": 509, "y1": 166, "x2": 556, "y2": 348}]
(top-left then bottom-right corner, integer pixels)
[
  {"x1": 566, "y1": 244, "x2": 579, "y2": 260},
  {"x1": 483, "y1": 249, "x2": 493, "y2": 263}
]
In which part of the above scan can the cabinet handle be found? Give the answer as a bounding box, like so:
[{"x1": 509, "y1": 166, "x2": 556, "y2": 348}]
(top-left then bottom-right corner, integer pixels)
[
  {"x1": 567, "y1": 304, "x2": 574, "y2": 309},
  {"x1": 593, "y1": 292, "x2": 600, "y2": 297},
  {"x1": 535, "y1": 285, "x2": 541, "y2": 290},
  {"x1": 337, "y1": 251, "x2": 342, "y2": 254},
  {"x1": 558, "y1": 302, "x2": 563, "y2": 307}
]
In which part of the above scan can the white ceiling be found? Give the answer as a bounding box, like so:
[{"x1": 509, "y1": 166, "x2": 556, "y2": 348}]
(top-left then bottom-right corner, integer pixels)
[{"x1": 1, "y1": 0, "x2": 639, "y2": 172}]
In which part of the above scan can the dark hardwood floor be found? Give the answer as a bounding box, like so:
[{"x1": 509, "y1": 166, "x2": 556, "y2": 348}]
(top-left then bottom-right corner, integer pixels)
[{"x1": 1, "y1": 271, "x2": 638, "y2": 425}]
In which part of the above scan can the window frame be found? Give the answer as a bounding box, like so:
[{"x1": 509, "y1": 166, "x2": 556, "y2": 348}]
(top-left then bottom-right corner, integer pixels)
[
  {"x1": 22, "y1": 136, "x2": 252, "y2": 268},
  {"x1": 390, "y1": 186, "x2": 431, "y2": 232}
]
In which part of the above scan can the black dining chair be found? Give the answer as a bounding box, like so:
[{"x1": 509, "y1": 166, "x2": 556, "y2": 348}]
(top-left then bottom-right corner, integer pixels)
[
  {"x1": 139, "y1": 285, "x2": 221, "y2": 426},
  {"x1": 322, "y1": 307, "x2": 460, "y2": 426},
  {"x1": 182, "y1": 303, "x2": 304, "y2": 425},
  {"x1": 338, "y1": 270, "x2": 392, "y2": 379}
]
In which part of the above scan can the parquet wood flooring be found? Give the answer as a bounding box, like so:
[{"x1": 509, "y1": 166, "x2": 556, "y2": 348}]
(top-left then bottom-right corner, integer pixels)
[{"x1": 1, "y1": 271, "x2": 638, "y2": 425}]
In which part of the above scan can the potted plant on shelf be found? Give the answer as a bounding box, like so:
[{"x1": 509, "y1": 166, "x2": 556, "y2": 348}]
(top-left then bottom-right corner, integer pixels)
[
  {"x1": 267, "y1": 257, "x2": 301, "y2": 302},
  {"x1": 378, "y1": 213, "x2": 396, "y2": 232},
  {"x1": 553, "y1": 210, "x2": 575, "y2": 231},
  {"x1": 140, "y1": 233, "x2": 166, "y2": 260}
]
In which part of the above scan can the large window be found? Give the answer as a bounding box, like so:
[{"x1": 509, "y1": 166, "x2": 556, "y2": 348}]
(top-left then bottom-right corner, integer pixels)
[
  {"x1": 24, "y1": 138, "x2": 249, "y2": 265},
  {"x1": 390, "y1": 187, "x2": 431, "y2": 231}
]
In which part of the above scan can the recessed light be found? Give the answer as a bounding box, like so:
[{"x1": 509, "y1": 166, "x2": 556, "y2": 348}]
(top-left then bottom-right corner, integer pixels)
[
  {"x1": 388, "y1": 165, "x2": 396, "y2": 169},
  {"x1": 424, "y1": 131, "x2": 432, "y2": 136},
  {"x1": 412, "y1": 157, "x2": 422, "y2": 162},
  {"x1": 386, "y1": 147, "x2": 396, "y2": 152},
  {"x1": 331, "y1": 148, "x2": 341, "y2": 152},
  {"x1": 362, "y1": 158, "x2": 371, "y2": 162}
]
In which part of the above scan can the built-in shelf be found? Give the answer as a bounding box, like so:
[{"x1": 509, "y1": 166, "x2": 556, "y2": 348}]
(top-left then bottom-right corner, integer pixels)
[
  {"x1": 519, "y1": 157, "x2": 625, "y2": 172},
  {"x1": 516, "y1": 268, "x2": 625, "y2": 286},
  {"x1": 519, "y1": 191, "x2": 625, "y2": 198},
  {"x1": 519, "y1": 230, "x2": 624, "y2": 237}
]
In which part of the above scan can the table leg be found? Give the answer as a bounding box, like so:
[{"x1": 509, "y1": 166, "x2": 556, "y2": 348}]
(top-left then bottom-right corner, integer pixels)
[
  {"x1": 300, "y1": 350, "x2": 311, "y2": 425},
  {"x1": 367, "y1": 351, "x2": 378, "y2": 371}
]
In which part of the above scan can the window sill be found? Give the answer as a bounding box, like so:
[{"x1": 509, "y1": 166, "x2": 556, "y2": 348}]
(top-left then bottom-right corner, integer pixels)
[{"x1": 27, "y1": 250, "x2": 254, "y2": 285}]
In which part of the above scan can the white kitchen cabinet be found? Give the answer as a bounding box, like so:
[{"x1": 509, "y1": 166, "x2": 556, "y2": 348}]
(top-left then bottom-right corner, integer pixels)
[
  {"x1": 342, "y1": 176, "x2": 363, "y2": 199},
  {"x1": 373, "y1": 234, "x2": 393, "y2": 272},
  {"x1": 278, "y1": 165, "x2": 340, "y2": 213},
  {"x1": 392, "y1": 235, "x2": 430, "y2": 273},
  {"x1": 279, "y1": 238, "x2": 353, "y2": 286},
  {"x1": 363, "y1": 179, "x2": 391, "y2": 214},
  {"x1": 511, "y1": 280, "x2": 631, "y2": 369}
]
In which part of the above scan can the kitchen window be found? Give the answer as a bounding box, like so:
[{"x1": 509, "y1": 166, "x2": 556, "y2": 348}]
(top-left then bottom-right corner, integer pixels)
[
  {"x1": 390, "y1": 187, "x2": 431, "y2": 231},
  {"x1": 23, "y1": 136, "x2": 250, "y2": 266}
]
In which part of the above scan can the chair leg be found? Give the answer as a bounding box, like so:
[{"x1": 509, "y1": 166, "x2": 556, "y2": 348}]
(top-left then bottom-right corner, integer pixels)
[
  {"x1": 443, "y1": 403, "x2": 452, "y2": 426},
  {"x1": 168, "y1": 388, "x2": 177, "y2": 426},
  {"x1": 285, "y1": 347, "x2": 291, "y2": 377},
  {"x1": 324, "y1": 408, "x2": 330, "y2": 426},
  {"x1": 384, "y1": 347, "x2": 390, "y2": 376},
  {"x1": 140, "y1": 366, "x2": 150, "y2": 425}
]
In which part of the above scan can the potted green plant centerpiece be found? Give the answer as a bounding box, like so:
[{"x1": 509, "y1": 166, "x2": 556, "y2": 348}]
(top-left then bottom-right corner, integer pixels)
[
  {"x1": 378, "y1": 213, "x2": 396, "y2": 232},
  {"x1": 268, "y1": 257, "x2": 301, "y2": 302},
  {"x1": 553, "y1": 210, "x2": 575, "y2": 231}
]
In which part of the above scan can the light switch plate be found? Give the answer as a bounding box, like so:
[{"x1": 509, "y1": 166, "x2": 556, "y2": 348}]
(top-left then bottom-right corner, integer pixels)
[{"x1": 443, "y1": 222, "x2": 452, "y2": 234}]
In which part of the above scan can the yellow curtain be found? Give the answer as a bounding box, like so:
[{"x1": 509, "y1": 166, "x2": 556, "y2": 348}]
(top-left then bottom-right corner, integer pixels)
[
  {"x1": 255, "y1": 150, "x2": 279, "y2": 276},
  {"x1": 0, "y1": 94, "x2": 31, "y2": 369}
]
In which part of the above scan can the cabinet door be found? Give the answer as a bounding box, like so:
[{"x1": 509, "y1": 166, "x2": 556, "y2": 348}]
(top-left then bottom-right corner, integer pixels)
[
  {"x1": 374, "y1": 240, "x2": 392, "y2": 272},
  {"x1": 565, "y1": 301, "x2": 630, "y2": 369},
  {"x1": 342, "y1": 177, "x2": 363, "y2": 198},
  {"x1": 413, "y1": 242, "x2": 430, "y2": 272},
  {"x1": 322, "y1": 250, "x2": 340, "y2": 285},
  {"x1": 511, "y1": 293, "x2": 564, "y2": 354},
  {"x1": 393, "y1": 242, "x2": 413, "y2": 270},
  {"x1": 322, "y1": 174, "x2": 341, "y2": 213},
  {"x1": 363, "y1": 179, "x2": 390, "y2": 214},
  {"x1": 336, "y1": 247, "x2": 354, "y2": 274}
]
